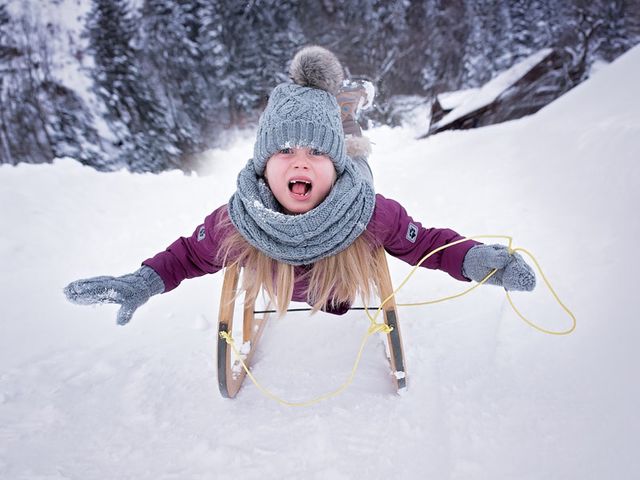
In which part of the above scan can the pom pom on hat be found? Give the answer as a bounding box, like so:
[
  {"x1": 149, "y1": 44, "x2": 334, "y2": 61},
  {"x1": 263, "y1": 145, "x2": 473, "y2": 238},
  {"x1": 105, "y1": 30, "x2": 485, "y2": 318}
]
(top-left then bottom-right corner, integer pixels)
[{"x1": 289, "y1": 46, "x2": 345, "y2": 95}]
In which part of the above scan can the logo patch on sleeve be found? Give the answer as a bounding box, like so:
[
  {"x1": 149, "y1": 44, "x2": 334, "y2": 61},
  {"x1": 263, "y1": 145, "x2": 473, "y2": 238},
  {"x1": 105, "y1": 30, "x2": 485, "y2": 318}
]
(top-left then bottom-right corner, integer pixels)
[
  {"x1": 197, "y1": 225, "x2": 206, "y2": 241},
  {"x1": 406, "y1": 223, "x2": 418, "y2": 243}
]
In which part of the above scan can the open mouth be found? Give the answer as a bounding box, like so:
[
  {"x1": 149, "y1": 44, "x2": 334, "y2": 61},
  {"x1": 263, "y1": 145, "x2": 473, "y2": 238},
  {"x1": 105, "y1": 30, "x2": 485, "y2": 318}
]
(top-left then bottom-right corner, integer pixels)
[{"x1": 288, "y1": 179, "x2": 312, "y2": 197}]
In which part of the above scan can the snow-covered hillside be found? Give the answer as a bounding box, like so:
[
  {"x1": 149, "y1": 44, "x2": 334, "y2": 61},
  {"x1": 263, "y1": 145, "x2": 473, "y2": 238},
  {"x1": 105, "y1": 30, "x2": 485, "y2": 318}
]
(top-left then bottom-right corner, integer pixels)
[{"x1": 1, "y1": 45, "x2": 639, "y2": 479}]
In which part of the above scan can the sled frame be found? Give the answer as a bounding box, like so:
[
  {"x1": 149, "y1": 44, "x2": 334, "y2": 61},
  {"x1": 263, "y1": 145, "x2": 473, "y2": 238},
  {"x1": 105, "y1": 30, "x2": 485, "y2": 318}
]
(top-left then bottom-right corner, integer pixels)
[
  {"x1": 216, "y1": 263, "x2": 270, "y2": 398},
  {"x1": 216, "y1": 248, "x2": 407, "y2": 398},
  {"x1": 373, "y1": 248, "x2": 407, "y2": 392}
]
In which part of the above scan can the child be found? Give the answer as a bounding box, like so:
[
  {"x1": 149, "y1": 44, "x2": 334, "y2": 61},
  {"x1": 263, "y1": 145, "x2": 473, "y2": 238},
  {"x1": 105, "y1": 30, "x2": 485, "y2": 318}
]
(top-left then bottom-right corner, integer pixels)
[{"x1": 64, "y1": 46, "x2": 535, "y2": 326}]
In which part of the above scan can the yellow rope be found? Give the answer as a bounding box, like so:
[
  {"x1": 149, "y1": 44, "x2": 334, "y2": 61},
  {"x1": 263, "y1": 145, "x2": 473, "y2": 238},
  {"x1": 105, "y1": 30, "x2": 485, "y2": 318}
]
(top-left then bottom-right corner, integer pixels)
[
  {"x1": 373, "y1": 235, "x2": 576, "y2": 335},
  {"x1": 219, "y1": 235, "x2": 576, "y2": 406},
  {"x1": 504, "y1": 246, "x2": 576, "y2": 335}
]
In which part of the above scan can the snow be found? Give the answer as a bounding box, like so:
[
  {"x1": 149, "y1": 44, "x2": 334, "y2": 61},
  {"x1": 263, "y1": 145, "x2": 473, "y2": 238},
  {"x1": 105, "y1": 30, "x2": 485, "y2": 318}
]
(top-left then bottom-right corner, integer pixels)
[
  {"x1": 1, "y1": 45, "x2": 640, "y2": 479},
  {"x1": 432, "y1": 48, "x2": 554, "y2": 131},
  {"x1": 360, "y1": 80, "x2": 376, "y2": 111},
  {"x1": 437, "y1": 88, "x2": 481, "y2": 111},
  {"x1": 240, "y1": 341, "x2": 252, "y2": 355}
]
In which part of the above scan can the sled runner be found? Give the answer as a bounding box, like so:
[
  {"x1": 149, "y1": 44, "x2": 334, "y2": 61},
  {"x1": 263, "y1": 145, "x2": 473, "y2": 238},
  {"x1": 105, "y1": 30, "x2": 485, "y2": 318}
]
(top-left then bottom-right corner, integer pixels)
[
  {"x1": 216, "y1": 248, "x2": 407, "y2": 398},
  {"x1": 216, "y1": 262, "x2": 270, "y2": 398}
]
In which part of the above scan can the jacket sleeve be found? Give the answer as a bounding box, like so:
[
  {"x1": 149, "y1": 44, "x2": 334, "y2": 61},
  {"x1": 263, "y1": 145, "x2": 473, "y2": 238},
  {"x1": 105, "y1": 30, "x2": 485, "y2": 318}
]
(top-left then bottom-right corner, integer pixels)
[
  {"x1": 370, "y1": 194, "x2": 480, "y2": 282},
  {"x1": 142, "y1": 204, "x2": 231, "y2": 292}
]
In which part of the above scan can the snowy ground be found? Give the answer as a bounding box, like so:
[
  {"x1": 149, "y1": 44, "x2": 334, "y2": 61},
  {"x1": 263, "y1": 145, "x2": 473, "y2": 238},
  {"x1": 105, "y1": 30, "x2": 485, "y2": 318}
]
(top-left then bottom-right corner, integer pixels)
[{"x1": 1, "y1": 46, "x2": 639, "y2": 479}]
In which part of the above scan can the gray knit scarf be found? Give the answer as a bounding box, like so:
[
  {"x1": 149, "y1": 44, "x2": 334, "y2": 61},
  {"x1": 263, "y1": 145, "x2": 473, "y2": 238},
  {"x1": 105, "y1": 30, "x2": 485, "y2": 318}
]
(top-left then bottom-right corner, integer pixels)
[{"x1": 227, "y1": 158, "x2": 375, "y2": 265}]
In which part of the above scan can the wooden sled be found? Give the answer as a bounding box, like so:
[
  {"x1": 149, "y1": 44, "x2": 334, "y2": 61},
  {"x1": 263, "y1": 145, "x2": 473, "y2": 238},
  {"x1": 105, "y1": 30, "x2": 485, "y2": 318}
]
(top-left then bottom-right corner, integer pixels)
[{"x1": 216, "y1": 248, "x2": 407, "y2": 398}]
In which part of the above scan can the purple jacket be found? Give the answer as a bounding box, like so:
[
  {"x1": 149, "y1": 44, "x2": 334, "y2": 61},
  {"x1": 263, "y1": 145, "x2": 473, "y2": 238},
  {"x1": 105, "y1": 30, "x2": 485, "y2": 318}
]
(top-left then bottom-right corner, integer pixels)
[{"x1": 143, "y1": 194, "x2": 479, "y2": 314}]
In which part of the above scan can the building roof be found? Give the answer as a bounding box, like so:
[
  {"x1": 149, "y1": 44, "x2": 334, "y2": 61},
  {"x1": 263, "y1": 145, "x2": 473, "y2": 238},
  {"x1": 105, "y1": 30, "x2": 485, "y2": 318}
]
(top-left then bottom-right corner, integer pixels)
[{"x1": 430, "y1": 48, "x2": 554, "y2": 132}]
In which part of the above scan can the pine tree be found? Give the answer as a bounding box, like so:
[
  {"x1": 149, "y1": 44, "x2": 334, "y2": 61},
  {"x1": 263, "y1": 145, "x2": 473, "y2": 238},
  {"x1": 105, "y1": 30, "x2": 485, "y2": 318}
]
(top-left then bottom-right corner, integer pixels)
[
  {"x1": 87, "y1": 0, "x2": 180, "y2": 172},
  {"x1": 509, "y1": 1, "x2": 560, "y2": 58},
  {"x1": 561, "y1": 1, "x2": 607, "y2": 84},
  {"x1": 42, "y1": 80, "x2": 107, "y2": 169},
  {"x1": 0, "y1": 3, "x2": 12, "y2": 58},
  {"x1": 0, "y1": 4, "x2": 14, "y2": 163},
  {"x1": 461, "y1": 0, "x2": 490, "y2": 86},
  {"x1": 1, "y1": 7, "x2": 103, "y2": 168},
  {"x1": 195, "y1": 0, "x2": 231, "y2": 132},
  {"x1": 595, "y1": 0, "x2": 636, "y2": 62},
  {"x1": 422, "y1": 0, "x2": 469, "y2": 92},
  {"x1": 141, "y1": 0, "x2": 210, "y2": 154},
  {"x1": 221, "y1": 0, "x2": 305, "y2": 124}
]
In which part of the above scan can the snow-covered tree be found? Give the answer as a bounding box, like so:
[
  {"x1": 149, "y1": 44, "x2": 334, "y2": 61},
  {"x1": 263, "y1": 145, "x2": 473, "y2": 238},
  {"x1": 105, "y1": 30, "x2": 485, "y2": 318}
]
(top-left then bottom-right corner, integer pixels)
[
  {"x1": 0, "y1": 6, "x2": 103, "y2": 168},
  {"x1": 594, "y1": 0, "x2": 639, "y2": 62},
  {"x1": 4, "y1": 0, "x2": 640, "y2": 171},
  {"x1": 42, "y1": 80, "x2": 106, "y2": 169},
  {"x1": 419, "y1": 0, "x2": 469, "y2": 92},
  {"x1": 221, "y1": 0, "x2": 305, "y2": 124},
  {"x1": 195, "y1": 0, "x2": 232, "y2": 132},
  {"x1": 87, "y1": 0, "x2": 180, "y2": 172},
  {"x1": 141, "y1": 0, "x2": 207, "y2": 154}
]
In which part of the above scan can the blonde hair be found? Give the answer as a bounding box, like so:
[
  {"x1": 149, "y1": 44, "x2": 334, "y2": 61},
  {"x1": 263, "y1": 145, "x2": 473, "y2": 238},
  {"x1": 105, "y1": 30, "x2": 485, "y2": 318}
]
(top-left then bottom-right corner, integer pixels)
[{"x1": 219, "y1": 210, "x2": 383, "y2": 315}]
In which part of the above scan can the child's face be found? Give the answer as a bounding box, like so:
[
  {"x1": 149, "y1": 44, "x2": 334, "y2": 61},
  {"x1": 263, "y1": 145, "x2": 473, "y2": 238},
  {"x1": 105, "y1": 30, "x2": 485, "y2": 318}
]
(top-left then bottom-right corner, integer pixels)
[{"x1": 264, "y1": 147, "x2": 337, "y2": 214}]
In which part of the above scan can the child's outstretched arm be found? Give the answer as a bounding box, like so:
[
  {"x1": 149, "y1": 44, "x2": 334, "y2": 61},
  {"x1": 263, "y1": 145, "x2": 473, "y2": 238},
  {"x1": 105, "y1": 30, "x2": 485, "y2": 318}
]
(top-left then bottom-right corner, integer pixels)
[
  {"x1": 371, "y1": 194, "x2": 536, "y2": 291},
  {"x1": 64, "y1": 205, "x2": 231, "y2": 325}
]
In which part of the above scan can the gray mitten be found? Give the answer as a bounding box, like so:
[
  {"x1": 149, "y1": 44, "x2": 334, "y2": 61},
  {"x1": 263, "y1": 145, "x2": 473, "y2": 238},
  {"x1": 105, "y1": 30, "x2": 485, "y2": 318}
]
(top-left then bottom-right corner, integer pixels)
[
  {"x1": 462, "y1": 244, "x2": 536, "y2": 291},
  {"x1": 64, "y1": 266, "x2": 165, "y2": 325}
]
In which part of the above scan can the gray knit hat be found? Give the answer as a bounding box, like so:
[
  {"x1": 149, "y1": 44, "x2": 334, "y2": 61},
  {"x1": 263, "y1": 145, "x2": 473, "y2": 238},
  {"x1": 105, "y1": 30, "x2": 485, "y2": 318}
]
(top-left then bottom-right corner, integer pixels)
[{"x1": 252, "y1": 46, "x2": 347, "y2": 176}]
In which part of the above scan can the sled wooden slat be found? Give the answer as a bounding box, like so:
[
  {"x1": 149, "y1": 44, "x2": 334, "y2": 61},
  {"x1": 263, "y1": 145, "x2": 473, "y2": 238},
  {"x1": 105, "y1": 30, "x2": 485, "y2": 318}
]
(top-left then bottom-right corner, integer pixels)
[
  {"x1": 373, "y1": 248, "x2": 407, "y2": 392},
  {"x1": 216, "y1": 248, "x2": 407, "y2": 398},
  {"x1": 217, "y1": 263, "x2": 270, "y2": 398}
]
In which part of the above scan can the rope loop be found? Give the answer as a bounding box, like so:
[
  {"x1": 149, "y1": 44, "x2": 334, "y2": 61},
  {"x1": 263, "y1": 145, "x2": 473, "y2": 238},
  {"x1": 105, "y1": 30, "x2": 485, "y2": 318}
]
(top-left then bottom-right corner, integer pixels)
[
  {"x1": 368, "y1": 322, "x2": 392, "y2": 335},
  {"x1": 219, "y1": 331, "x2": 234, "y2": 344}
]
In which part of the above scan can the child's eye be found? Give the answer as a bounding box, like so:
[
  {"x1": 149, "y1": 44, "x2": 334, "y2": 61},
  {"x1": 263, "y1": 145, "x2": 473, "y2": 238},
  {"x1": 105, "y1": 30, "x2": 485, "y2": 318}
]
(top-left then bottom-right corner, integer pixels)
[
  {"x1": 311, "y1": 148, "x2": 324, "y2": 156},
  {"x1": 279, "y1": 147, "x2": 293, "y2": 154}
]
